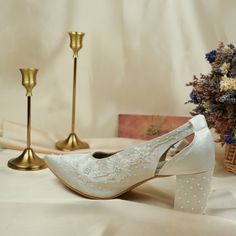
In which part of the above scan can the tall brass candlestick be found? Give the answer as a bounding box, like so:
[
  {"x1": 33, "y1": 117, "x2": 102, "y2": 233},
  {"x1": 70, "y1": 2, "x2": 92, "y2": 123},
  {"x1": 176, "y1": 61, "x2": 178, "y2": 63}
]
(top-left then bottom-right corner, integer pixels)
[
  {"x1": 55, "y1": 32, "x2": 89, "y2": 151},
  {"x1": 8, "y1": 68, "x2": 47, "y2": 171}
]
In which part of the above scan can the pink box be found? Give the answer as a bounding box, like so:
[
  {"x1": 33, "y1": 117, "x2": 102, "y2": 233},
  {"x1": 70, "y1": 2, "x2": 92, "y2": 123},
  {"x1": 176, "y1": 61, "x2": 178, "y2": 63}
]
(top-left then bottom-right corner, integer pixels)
[{"x1": 118, "y1": 114, "x2": 190, "y2": 140}]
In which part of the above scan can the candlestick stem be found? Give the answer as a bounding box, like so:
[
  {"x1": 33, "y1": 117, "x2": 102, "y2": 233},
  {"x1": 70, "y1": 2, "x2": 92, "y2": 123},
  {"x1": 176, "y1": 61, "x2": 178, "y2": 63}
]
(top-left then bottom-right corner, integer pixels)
[
  {"x1": 27, "y1": 96, "x2": 31, "y2": 148},
  {"x1": 71, "y1": 57, "x2": 77, "y2": 133}
]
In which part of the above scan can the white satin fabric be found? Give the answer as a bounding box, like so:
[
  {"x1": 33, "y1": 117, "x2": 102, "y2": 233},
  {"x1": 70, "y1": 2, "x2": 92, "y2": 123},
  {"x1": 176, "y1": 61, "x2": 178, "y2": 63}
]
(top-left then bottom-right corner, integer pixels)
[
  {"x1": 0, "y1": 0, "x2": 235, "y2": 138},
  {"x1": 0, "y1": 120, "x2": 143, "y2": 154},
  {"x1": 0, "y1": 142, "x2": 236, "y2": 236}
]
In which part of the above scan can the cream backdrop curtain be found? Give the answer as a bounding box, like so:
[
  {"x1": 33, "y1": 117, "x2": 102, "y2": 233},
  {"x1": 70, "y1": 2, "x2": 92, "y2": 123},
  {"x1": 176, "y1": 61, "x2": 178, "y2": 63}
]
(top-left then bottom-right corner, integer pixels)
[{"x1": 0, "y1": 0, "x2": 235, "y2": 138}]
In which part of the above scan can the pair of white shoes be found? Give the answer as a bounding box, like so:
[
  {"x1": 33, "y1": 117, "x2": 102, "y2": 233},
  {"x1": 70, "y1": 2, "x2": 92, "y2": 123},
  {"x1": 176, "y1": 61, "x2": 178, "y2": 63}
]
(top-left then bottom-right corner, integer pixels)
[{"x1": 45, "y1": 115, "x2": 215, "y2": 214}]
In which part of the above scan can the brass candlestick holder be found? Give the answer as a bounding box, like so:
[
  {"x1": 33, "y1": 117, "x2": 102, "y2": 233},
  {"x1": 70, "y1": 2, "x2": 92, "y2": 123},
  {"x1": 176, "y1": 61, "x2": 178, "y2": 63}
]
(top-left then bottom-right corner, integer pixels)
[
  {"x1": 55, "y1": 32, "x2": 89, "y2": 151},
  {"x1": 8, "y1": 68, "x2": 47, "y2": 171}
]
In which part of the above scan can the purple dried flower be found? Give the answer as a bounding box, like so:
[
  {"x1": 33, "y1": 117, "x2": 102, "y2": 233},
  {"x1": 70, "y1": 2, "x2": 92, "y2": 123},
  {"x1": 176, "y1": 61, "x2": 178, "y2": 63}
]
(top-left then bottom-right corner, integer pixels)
[
  {"x1": 233, "y1": 51, "x2": 236, "y2": 61},
  {"x1": 205, "y1": 50, "x2": 217, "y2": 63},
  {"x1": 190, "y1": 90, "x2": 200, "y2": 104},
  {"x1": 224, "y1": 134, "x2": 236, "y2": 145}
]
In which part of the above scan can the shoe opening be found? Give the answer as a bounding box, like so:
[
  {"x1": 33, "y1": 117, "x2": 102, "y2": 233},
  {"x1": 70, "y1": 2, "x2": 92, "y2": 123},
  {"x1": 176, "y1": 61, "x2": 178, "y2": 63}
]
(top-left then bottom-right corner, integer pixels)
[{"x1": 92, "y1": 151, "x2": 120, "y2": 159}]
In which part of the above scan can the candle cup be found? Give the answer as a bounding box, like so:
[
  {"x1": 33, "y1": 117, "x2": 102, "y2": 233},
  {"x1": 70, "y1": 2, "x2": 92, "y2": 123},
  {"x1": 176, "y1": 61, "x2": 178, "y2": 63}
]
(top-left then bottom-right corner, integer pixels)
[
  {"x1": 7, "y1": 68, "x2": 47, "y2": 171},
  {"x1": 69, "y1": 31, "x2": 85, "y2": 57},
  {"x1": 55, "y1": 32, "x2": 89, "y2": 151}
]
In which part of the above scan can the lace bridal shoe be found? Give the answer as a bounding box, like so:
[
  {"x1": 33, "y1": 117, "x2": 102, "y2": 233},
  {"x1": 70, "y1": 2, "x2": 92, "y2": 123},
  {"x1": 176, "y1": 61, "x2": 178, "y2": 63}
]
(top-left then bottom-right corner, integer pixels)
[{"x1": 45, "y1": 115, "x2": 215, "y2": 213}]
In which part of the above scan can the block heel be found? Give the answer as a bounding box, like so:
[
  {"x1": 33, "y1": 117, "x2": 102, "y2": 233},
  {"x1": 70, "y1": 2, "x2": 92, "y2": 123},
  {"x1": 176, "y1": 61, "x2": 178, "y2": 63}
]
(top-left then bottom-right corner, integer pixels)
[{"x1": 174, "y1": 170, "x2": 213, "y2": 213}]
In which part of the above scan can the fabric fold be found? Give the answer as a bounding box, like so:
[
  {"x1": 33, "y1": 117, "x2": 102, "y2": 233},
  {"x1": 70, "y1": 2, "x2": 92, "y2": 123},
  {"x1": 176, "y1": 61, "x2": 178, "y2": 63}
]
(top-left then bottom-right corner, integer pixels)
[{"x1": 0, "y1": 120, "x2": 143, "y2": 154}]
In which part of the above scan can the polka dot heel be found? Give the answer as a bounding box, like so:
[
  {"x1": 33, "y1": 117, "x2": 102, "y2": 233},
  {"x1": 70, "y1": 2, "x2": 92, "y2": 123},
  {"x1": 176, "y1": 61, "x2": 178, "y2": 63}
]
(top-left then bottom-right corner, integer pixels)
[{"x1": 174, "y1": 170, "x2": 213, "y2": 214}]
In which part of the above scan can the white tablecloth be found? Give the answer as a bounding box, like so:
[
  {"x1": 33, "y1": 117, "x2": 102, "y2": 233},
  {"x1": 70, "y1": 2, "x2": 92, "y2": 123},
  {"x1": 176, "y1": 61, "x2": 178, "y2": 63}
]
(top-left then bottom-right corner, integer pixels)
[{"x1": 0, "y1": 141, "x2": 236, "y2": 236}]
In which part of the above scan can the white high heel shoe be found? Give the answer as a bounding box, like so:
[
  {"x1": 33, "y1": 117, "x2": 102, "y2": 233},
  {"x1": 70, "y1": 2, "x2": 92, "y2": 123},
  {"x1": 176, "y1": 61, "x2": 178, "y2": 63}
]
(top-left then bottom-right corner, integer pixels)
[{"x1": 45, "y1": 115, "x2": 215, "y2": 213}]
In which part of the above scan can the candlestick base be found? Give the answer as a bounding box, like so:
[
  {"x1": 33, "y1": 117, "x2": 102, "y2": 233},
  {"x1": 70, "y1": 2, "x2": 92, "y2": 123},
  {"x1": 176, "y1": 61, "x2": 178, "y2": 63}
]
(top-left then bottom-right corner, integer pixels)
[
  {"x1": 56, "y1": 133, "x2": 89, "y2": 151},
  {"x1": 8, "y1": 148, "x2": 47, "y2": 171}
]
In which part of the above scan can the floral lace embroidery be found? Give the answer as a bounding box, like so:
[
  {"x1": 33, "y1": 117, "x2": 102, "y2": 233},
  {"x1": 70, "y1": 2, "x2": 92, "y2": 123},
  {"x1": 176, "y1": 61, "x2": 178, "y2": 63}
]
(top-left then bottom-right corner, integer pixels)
[{"x1": 60, "y1": 123, "x2": 193, "y2": 185}]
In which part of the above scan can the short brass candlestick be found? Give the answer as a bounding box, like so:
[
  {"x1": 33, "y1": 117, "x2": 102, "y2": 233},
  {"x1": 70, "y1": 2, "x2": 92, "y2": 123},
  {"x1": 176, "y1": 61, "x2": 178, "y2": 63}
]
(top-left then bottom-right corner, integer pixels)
[
  {"x1": 56, "y1": 32, "x2": 89, "y2": 151},
  {"x1": 8, "y1": 68, "x2": 47, "y2": 171}
]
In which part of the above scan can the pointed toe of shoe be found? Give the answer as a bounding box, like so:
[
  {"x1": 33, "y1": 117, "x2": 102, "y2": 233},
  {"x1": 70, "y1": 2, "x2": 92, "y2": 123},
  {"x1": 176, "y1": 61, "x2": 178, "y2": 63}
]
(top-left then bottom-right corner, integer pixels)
[
  {"x1": 45, "y1": 154, "x2": 95, "y2": 196},
  {"x1": 45, "y1": 155, "x2": 66, "y2": 179},
  {"x1": 45, "y1": 155, "x2": 79, "y2": 187},
  {"x1": 45, "y1": 153, "x2": 88, "y2": 175},
  {"x1": 45, "y1": 155, "x2": 62, "y2": 172}
]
